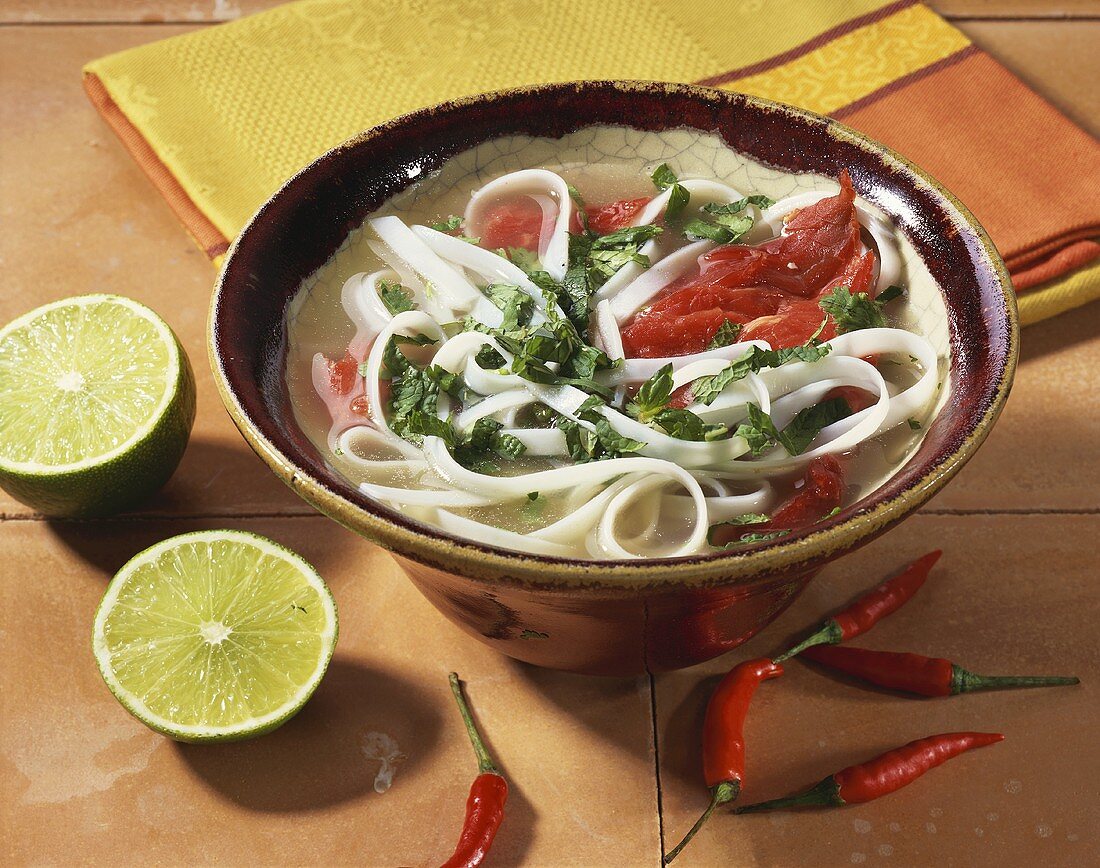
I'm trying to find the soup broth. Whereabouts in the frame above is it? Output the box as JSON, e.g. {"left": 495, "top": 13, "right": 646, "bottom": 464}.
{"left": 285, "top": 126, "right": 949, "bottom": 559}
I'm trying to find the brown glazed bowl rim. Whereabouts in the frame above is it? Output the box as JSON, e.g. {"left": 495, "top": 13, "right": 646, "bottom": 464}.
{"left": 209, "top": 80, "right": 1018, "bottom": 592}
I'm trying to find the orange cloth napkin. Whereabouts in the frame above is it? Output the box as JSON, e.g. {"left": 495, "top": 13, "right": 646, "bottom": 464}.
{"left": 83, "top": 0, "right": 1100, "bottom": 323}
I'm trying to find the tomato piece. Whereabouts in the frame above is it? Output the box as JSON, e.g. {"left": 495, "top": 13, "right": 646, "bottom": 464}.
{"left": 620, "top": 171, "right": 870, "bottom": 359}
{"left": 821, "top": 249, "right": 876, "bottom": 299}
{"left": 825, "top": 385, "right": 877, "bottom": 414}
{"left": 740, "top": 301, "right": 835, "bottom": 349}
{"left": 479, "top": 198, "right": 544, "bottom": 251}
{"left": 323, "top": 352, "right": 358, "bottom": 395}
{"left": 766, "top": 170, "right": 862, "bottom": 297}
{"left": 709, "top": 455, "right": 846, "bottom": 547}
{"left": 621, "top": 308, "right": 727, "bottom": 358}
{"left": 584, "top": 197, "right": 652, "bottom": 234}
{"left": 770, "top": 455, "right": 846, "bottom": 528}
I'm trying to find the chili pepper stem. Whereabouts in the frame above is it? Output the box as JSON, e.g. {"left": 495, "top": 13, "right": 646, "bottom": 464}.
{"left": 950, "top": 665, "right": 1080, "bottom": 695}
{"left": 774, "top": 620, "right": 842, "bottom": 663}
{"left": 663, "top": 781, "right": 739, "bottom": 864}
{"left": 735, "top": 778, "right": 844, "bottom": 814}
{"left": 449, "top": 672, "right": 500, "bottom": 775}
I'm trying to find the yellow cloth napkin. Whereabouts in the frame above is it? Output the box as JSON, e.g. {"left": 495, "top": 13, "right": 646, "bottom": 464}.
{"left": 84, "top": 0, "right": 1100, "bottom": 324}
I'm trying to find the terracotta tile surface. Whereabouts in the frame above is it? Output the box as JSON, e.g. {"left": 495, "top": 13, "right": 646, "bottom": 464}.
{"left": 655, "top": 514, "right": 1097, "bottom": 866}
{"left": 0, "top": 26, "right": 306, "bottom": 518}
{"left": 0, "top": 517, "right": 660, "bottom": 865}
{"left": 2, "top": 9, "right": 1098, "bottom": 868}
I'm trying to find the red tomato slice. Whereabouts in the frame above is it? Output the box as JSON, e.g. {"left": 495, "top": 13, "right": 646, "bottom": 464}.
{"left": 322, "top": 352, "right": 358, "bottom": 395}
{"left": 621, "top": 308, "right": 728, "bottom": 358}
{"left": 825, "top": 385, "right": 877, "bottom": 414}
{"left": 820, "top": 249, "right": 876, "bottom": 299}
{"left": 709, "top": 455, "right": 846, "bottom": 547}
{"left": 479, "top": 198, "right": 544, "bottom": 251}
{"left": 740, "top": 300, "right": 836, "bottom": 348}
{"left": 584, "top": 197, "right": 652, "bottom": 234}
{"left": 619, "top": 171, "right": 870, "bottom": 359}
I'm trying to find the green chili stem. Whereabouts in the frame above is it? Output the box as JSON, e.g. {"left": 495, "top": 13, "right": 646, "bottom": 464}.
{"left": 448, "top": 672, "right": 499, "bottom": 775}
{"left": 663, "top": 781, "right": 739, "bottom": 864}
{"left": 773, "top": 620, "right": 843, "bottom": 663}
{"left": 735, "top": 777, "right": 844, "bottom": 814}
{"left": 951, "top": 666, "right": 1080, "bottom": 695}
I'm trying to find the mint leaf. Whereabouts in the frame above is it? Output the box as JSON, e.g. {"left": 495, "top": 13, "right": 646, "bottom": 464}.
{"left": 651, "top": 164, "right": 678, "bottom": 190}
{"left": 379, "top": 280, "right": 415, "bottom": 315}
{"left": 776, "top": 396, "right": 852, "bottom": 455}
{"left": 483, "top": 283, "right": 535, "bottom": 332}
{"left": 707, "top": 320, "right": 742, "bottom": 349}
{"left": 877, "top": 284, "right": 905, "bottom": 304}
{"left": 665, "top": 183, "right": 690, "bottom": 221}
{"left": 627, "top": 363, "right": 674, "bottom": 422}
{"left": 733, "top": 397, "right": 851, "bottom": 457}
{"left": 908, "top": 418, "right": 922, "bottom": 430}
{"left": 654, "top": 408, "right": 728, "bottom": 441}
{"left": 594, "top": 418, "right": 645, "bottom": 457}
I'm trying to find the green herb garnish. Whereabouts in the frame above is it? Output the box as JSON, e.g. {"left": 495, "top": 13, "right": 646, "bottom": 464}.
{"left": 707, "top": 320, "right": 743, "bottom": 349}
{"left": 379, "top": 280, "right": 415, "bottom": 315}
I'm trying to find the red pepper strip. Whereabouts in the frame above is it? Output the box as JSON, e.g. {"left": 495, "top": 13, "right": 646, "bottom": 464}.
{"left": 736, "top": 732, "right": 1004, "bottom": 813}
{"left": 663, "top": 658, "right": 783, "bottom": 864}
{"left": 441, "top": 673, "right": 508, "bottom": 868}
{"left": 802, "top": 644, "right": 1079, "bottom": 697}
{"left": 774, "top": 550, "right": 942, "bottom": 662}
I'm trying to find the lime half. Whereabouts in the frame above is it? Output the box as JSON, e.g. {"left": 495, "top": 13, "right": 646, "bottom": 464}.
{"left": 0, "top": 294, "right": 195, "bottom": 516}
{"left": 93, "top": 530, "right": 338, "bottom": 742}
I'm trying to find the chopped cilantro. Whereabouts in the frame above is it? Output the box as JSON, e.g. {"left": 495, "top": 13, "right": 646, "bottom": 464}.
{"left": 392, "top": 333, "right": 438, "bottom": 347}
{"left": 483, "top": 283, "right": 535, "bottom": 332}
{"left": 665, "top": 183, "right": 690, "bottom": 220}
{"left": 430, "top": 215, "right": 463, "bottom": 232}
{"left": 689, "top": 341, "right": 832, "bottom": 406}
{"left": 650, "top": 164, "right": 679, "bottom": 189}
{"left": 683, "top": 196, "right": 772, "bottom": 243}
{"left": 819, "top": 285, "right": 887, "bottom": 333}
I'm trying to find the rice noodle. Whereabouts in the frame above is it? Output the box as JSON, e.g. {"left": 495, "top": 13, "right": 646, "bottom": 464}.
{"left": 311, "top": 168, "right": 939, "bottom": 560}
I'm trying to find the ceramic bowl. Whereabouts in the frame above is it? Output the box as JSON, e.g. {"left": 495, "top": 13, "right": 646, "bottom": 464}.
{"left": 209, "top": 81, "right": 1017, "bottom": 676}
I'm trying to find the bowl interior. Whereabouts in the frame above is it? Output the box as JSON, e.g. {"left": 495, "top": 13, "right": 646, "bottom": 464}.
{"left": 211, "top": 81, "right": 1016, "bottom": 585}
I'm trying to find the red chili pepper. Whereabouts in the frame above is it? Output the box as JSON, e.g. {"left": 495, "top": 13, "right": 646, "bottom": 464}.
{"left": 663, "top": 658, "right": 783, "bottom": 864}
{"left": 736, "top": 732, "right": 1004, "bottom": 813}
{"left": 441, "top": 673, "right": 508, "bottom": 868}
{"left": 801, "top": 644, "right": 1079, "bottom": 697}
{"left": 774, "top": 550, "right": 942, "bottom": 662}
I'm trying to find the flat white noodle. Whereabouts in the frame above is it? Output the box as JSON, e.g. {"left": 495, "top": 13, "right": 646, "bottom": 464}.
{"left": 595, "top": 179, "right": 746, "bottom": 300}
{"left": 370, "top": 216, "right": 483, "bottom": 313}
{"left": 607, "top": 240, "right": 714, "bottom": 322}
{"left": 463, "top": 169, "right": 573, "bottom": 281}
{"left": 308, "top": 169, "right": 936, "bottom": 561}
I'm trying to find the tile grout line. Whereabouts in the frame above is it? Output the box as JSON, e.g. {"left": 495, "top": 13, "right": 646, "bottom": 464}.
{"left": 2, "top": 506, "right": 1098, "bottom": 524}
{"left": 648, "top": 671, "right": 666, "bottom": 866}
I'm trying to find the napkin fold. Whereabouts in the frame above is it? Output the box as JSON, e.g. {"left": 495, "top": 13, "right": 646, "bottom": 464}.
{"left": 84, "top": 0, "right": 1100, "bottom": 324}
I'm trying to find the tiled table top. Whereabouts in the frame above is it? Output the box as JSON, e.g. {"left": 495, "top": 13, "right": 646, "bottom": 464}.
{"left": 2, "top": 4, "right": 1097, "bottom": 866}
